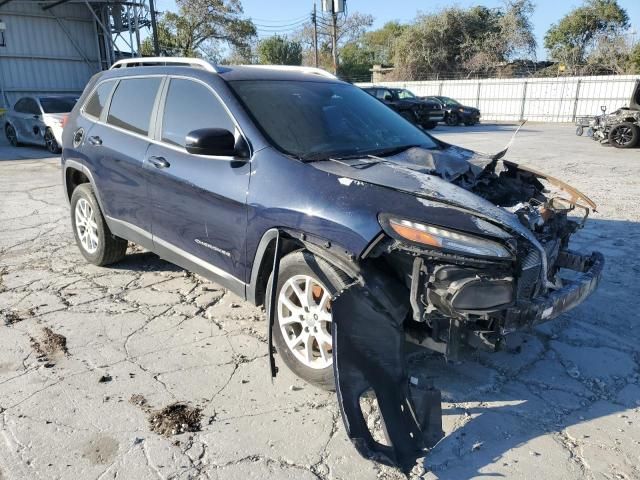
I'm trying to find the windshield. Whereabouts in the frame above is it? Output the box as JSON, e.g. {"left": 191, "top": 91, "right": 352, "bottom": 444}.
{"left": 396, "top": 89, "right": 416, "bottom": 99}
{"left": 39, "top": 97, "right": 77, "bottom": 113}
{"left": 438, "top": 96, "right": 461, "bottom": 107}
{"left": 229, "top": 80, "right": 438, "bottom": 160}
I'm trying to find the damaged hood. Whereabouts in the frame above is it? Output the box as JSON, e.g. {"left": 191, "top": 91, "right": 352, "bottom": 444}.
{"left": 310, "top": 144, "right": 594, "bottom": 287}
{"left": 310, "top": 145, "right": 527, "bottom": 235}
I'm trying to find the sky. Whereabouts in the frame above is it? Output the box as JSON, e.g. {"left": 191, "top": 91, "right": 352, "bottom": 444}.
{"left": 153, "top": 0, "right": 640, "bottom": 60}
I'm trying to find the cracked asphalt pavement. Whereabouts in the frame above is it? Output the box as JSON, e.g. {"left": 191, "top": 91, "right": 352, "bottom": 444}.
{"left": 1, "top": 124, "right": 639, "bottom": 479}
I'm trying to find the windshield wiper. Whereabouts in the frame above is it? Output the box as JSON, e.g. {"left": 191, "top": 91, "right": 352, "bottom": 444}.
{"left": 367, "top": 144, "right": 422, "bottom": 157}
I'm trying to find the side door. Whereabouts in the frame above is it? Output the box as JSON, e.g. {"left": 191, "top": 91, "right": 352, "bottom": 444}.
{"left": 82, "top": 76, "right": 163, "bottom": 237}
{"left": 11, "top": 98, "right": 34, "bottom": 142}
{"left": 145, "top": 77, "right": 250, "bottom": 292}
{"left": 22, "top": 98, "right": 45, "bottom": 145}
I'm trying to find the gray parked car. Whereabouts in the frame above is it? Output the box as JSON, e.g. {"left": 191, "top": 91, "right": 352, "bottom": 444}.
{"left": 4, "top": 95, "right": 77, "bottom": 153}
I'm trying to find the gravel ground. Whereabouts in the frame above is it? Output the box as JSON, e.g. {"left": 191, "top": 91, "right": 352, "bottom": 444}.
{"left": 0, "top": 123, "right": 639, "bottom": 480}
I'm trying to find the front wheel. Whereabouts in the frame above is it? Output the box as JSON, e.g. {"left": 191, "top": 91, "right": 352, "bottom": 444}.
{"left": 268, "top": 250, "right": 350, "bottom": 390}
{"left": 5, "top": 124, "right": 20, "bottom": 147}
{"left": 608, "top": 122, "right": 639, "bottom": 148}
{"left": 44, "top": 128, "right": 61, "bottom": 154}
{"left": 70, "top": 184, "right": 128, "bottom": 266}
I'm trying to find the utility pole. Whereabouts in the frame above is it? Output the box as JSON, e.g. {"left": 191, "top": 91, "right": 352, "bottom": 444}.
{"left": 312, "top": 3, "right": 318, "bottom": 68}
{"left": 330, "top": 6, "right": 338, "bottom": 74}
{"left": 148, "top": 0, "right": 159, "bottom": 56}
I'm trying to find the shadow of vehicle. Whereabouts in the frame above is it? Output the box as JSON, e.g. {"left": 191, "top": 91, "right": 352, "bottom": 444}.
{"left": 0, "top": 131, "right": 58, "bottom": 161}
{"left": 109, "top": 250, "right": 184, "bottom": 274}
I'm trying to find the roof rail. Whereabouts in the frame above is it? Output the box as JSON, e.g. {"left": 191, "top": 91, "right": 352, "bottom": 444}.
{"left": 239, "top": 65, "right": 337, "bottom": 79}
{"left": 110, "top": 57, "right": 217, "bottom": 73}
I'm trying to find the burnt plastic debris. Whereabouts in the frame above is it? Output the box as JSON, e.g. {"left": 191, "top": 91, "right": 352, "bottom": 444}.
{"left": 332, "top": 284, "right": 444, "bottom": 473}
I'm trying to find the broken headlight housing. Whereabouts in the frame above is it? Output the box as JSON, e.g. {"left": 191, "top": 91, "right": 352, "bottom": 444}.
{"left": 381, "top": 216, "right": 512, "bottom": 259}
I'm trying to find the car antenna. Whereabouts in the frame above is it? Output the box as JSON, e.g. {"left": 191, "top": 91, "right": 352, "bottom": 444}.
{"left": 491, "top": 120, "right": 527, "bottom": 160}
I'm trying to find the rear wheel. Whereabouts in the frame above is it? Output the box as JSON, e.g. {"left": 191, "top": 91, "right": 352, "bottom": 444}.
{"left": 44, "top": 128, "right": 61, "bottom": 154}
{"left": 70, "top": 184, "right": 127, "bottom": 266}
{"left": 5, "top": 124, "right": 20, "bottom": 147}
{"left": 446, "top": 112, "right": 460, "bottom": 126}
{"left": 268, "top": 250, "right": 350, "bottom": 390}
{"left": 608, "top": 122, "right": 639, "bottom": 148}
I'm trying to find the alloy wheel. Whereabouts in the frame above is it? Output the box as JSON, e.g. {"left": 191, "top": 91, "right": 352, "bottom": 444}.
{"left": 611, "top": 126, "right": 633, "bottom": 146}
{"left": 277, "top": 274, "right": 333, "bottom": 369}
{"left": 6, "top": 125, "right": 18, "bottom": 146}
{"left": 45, "top": 130, "right": 59, "bottom": 153}
{"left": 75, "top": 198, "right": 99, "bottom": 254}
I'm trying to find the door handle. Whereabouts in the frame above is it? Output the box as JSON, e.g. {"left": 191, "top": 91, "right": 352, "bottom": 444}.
{"left": 148, "top": 155, "right": 170, "bottom": 169}
{"left": 88, "top": 135, "right": 102, "bottom": 146}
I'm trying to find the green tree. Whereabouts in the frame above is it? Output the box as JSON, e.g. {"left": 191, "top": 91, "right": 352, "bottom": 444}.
{"left": 141, "top": 0, "right": 255, "bottom": 60}
{"left": 257, "top": 35, "right": 303, "bottom": 65}
{"left": 544, "top": 0, "right": 629, "bottom": 72}
{"left": 361, "top": 21, "right": 407, "bottom": 66}
{"left": 392, "top": 1, "right": 536, "bottom": 80}
{"left": 627, "top": 43, "right": 640, "bottom": 74}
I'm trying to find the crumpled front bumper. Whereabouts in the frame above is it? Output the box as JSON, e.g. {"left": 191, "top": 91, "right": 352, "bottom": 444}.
{"left": 505, "top": 250, "right": 604, "bottom": 330}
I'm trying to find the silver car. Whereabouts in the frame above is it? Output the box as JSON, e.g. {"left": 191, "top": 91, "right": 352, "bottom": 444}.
{"left": 4, "top": 95, "right": 77, "bottom": 153}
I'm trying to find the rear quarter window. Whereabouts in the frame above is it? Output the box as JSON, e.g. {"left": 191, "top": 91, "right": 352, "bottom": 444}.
{"left": 107, "top": 77, "right": 162, "bottom": 136}
{"left": 84, "top": 81, "right": 115, "bottom": 119}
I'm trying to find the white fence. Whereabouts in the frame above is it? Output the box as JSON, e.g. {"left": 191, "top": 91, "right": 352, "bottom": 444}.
{"left": 357, "top": 75, "right": 640, "bottom": 122}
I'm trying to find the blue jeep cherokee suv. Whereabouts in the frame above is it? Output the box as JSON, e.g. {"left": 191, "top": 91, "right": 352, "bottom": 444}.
{"left": 62, "top": 58, "right": 603, "bottom": 469}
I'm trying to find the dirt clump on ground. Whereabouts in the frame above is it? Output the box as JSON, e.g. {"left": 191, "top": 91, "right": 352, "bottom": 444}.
{"left": 148, "top": 403, "right": 202, "bottom": 436}
{"left": 2, "top": 308, "right": 33, "bottom": 326}
{"left": 30, "top": 327, "right": 68, "bottom": 358}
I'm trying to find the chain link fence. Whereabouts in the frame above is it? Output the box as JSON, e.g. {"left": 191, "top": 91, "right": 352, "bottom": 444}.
{"left": 356, "top": 75, "right": 640, "bottom": 122}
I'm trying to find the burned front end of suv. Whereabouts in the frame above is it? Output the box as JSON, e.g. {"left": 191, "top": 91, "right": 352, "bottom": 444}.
{"left": 321, "top": 146, "right": 603, "bottom": 472}
{"left": 370, "top": 161, "right": 603, "bottom": 358}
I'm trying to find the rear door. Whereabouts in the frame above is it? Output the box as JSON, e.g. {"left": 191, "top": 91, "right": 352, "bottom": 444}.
{"left": 83, "top": 76, "right": 163, "bottom": 235}
{"left": 145, "top": 77, "right": 250, "bottom": 291}
{"left": 12, "top": 98, "right": 42, "bottom": 144}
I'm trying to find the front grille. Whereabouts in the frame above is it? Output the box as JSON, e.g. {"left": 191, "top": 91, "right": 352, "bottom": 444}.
{"left": 517, "top": 249, "right": 541, "bottom": 299}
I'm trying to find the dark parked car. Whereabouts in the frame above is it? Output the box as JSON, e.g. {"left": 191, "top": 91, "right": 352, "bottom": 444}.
{"left": 62, "top": 58, "right": 603, "bottom": 471}
{"left": 362, "top": 86, "right": 444, "bottom": 129}
{"left": 427, "top": 95, "right": 480, "bottom": 126}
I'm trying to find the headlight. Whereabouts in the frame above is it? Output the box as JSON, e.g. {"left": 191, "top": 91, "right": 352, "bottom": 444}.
{"left": 381, "top": 217, "right": 512, "bottom": 258}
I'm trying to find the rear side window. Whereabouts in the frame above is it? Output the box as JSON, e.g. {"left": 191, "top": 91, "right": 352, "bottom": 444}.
{"left": 161, "top": 78, "right": 234, "bottom": 147}
{"left": 107, "top": 78, "right": 161, "bottom": 136}
{"left": 15, "top": 98, "right": 39, "bottom": 115}
{"left": 84, "top": 81, "right": 114, "bottom": 118}
{"left": 14, "top": 99, "right": 28, "bottom": 113}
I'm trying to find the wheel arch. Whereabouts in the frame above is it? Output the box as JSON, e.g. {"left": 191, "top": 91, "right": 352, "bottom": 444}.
{"left": 247, "top": 228, "right": 362, "bottom": 307}
{"left": 63, "top": 160, "right": 106, "bottom": 213}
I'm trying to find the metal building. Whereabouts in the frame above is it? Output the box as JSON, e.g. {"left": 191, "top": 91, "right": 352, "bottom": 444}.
{"left": 0, "top": 0, "right": 150, "bottom": 109}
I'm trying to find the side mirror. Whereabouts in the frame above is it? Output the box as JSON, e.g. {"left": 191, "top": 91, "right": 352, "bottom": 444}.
{"left": 185, "top": 128, "right": 248, "bottom": 158}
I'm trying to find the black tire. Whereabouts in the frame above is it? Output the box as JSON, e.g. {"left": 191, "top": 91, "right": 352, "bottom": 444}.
{"left": 70, "top": 184, "right": 127, "bottom": 266}
{"left": 267, "top": 250, "right": 351, "bottom": 390}
{"left": 422, "top": 121, "right": 437, "bottom": 130}
{"left": 446, "top": 112, "right": 460, "bottom": 126}
{"left": 44, "top": 128, "right": 61, "bottom": 154}
{"left": 5, "top": 124, "right": 20, "bottom": 147}
{"left": 400, "top": 110, "right": 416, "bottom": 124}
{"left": 608, "top": 122, "right": 639, "bottom": 148}
{"left": 576, "top": 126, "right": 584, "bottom": 136}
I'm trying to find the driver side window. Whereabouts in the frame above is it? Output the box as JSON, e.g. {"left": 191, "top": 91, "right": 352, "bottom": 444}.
{"left": 161, "top": 78, "right": 235, "bottom": 148}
